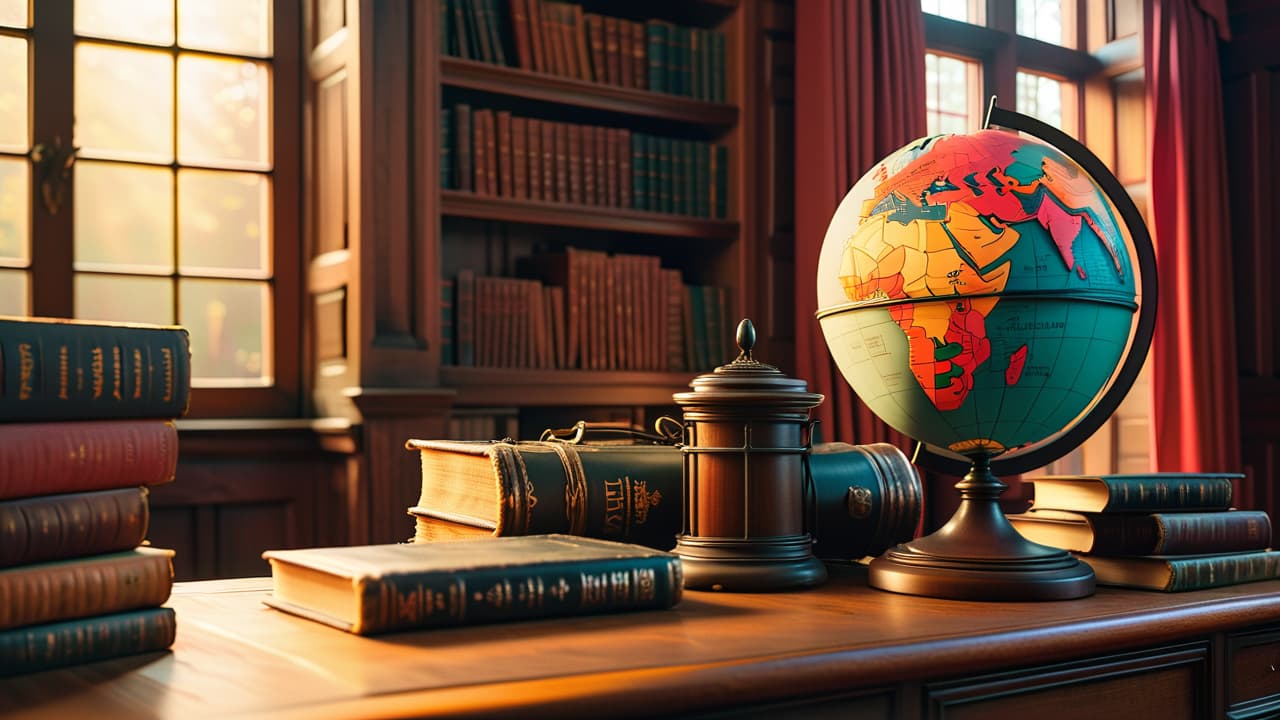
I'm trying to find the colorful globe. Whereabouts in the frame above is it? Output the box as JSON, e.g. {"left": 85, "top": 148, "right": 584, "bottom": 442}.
{"left": 816, "top": 126, "right": 1152, "bottom": 474}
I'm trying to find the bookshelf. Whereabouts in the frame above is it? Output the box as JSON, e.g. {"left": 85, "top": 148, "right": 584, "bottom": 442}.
{"left": 302, "top": 0, "right": 792, "bottom": 542}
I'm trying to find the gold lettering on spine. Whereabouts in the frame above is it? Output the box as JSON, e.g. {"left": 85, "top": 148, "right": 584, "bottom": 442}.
{"left": 580, "top": 571, "right": 608, "bottom": 608}
{"left": 603, "top": 478, "right": 626, "bottom": 536}
{"left": 132, "top": 349, "right": 143, "bottom": 399}
{"left": 631, "top": 480, "right": 661, "bottom": 525}
{"left": 608, "top": 570, "right": 631, "bottom": 602}
{"left": 57, "top": 345, "right": 69, "bottom": 400}
{"left": 17, "top": 342, "right": 33, "bottom": 400}
{"left": 90, "top": 347, "right": 105, "bottom": 399}
{"left": 475, "top": 580, "right": 512, "bottom": 609}
{"left": 633, "top": 567, "right": 657, "bottom": 603}
{"left": 160, "top": 347, "right": 174, "bottom": 403}
{"left": 111, "top": 346, "right": 123, "bottom": 400}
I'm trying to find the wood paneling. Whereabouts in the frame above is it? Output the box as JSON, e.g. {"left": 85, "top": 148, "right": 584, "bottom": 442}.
{"left": 314, "top": 71, "right": 349, "bottom": 257}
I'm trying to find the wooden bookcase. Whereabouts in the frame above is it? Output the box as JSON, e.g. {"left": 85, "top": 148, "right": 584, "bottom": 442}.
{"left": 301, "top": 0, "right": 795, "bottom": 542}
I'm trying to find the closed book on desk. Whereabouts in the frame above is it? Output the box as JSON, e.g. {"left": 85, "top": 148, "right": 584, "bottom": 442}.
{"left": 262, "top": 535, "right": 682, "bottom": 635}
{"left": 404, "top": 439, "right": 921, "bottom": 561}
{"left": 1077, "top": 550, "right": 1280, "bottom": 592}
{"left": 0, "top": 606, "right": 176, "bottom": 677}
{"left": 1007, "top": 508, "right": 1272, "bottom": 556}
{"left": 0, "top": 316, "right": 190, "bottom": 421}
{"left": 0, "top": 488, "right": 151, "bottom": 567}
{"left": 0, "top": 420, "right": 177, "bottom": 501}
{"left": 1029, "top": 472, "right": 1240, "bottom": 513}
{"left": 0, "top": 548, "right": 174, "bottom": 630}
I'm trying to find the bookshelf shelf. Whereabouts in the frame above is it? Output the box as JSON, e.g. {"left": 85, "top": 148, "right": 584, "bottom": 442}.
{"left": 441, "top": 57, "right": 739, "bottom": 127}
{"left": 442, "top": 366, "right": 696, "bottom": 407}
{"left": 441, "top": 190, "right": 739, "bottom": 239}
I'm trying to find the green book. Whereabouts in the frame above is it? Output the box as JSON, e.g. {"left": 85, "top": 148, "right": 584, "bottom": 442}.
{"left": 710, "top": 30, "right": 725, "bottom": 102}
{"left": 693, "top": 141, "right": 709, "bottom": 217}
{"left": 262, "top": 535, "right": 683, "bottom": 635}
{"left": 1029, "top": 473, "right": 1241, "bottom": 513}
{"left": 645, "top": 134, "right": 660, "bottom": 211}
{"left": 440, "top": 108, "right": 453, "bottom": 190}
{"left": 0, "top": 607, "right": 176, "bottom": 677}
{"left": 1078, "top": 550, "right": 1280, "bottom": 592}
{"left": 645, "top": 20, "right": 666, "bottom": 93}
{"left": 713, "top": 144, "right": 728, "bottom": 219}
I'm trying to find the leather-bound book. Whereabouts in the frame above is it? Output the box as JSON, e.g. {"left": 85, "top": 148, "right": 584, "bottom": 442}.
{"left": 453, "top": 103, "right": 473, "bottom": 191}
{"left": 566, "top": 122, "right": 584, "bottom": 204}
{"left": 0, "top": 487, "right": 150, "bottom": 567}
{"left": 0, "top": 420, "right": 176, "bottom": 501}
{"left": 526, "top": 117, "right": 543, "bottom": 200}
{"left": 603, "top": 15, "right": 620, "bottom": 85}
{"left": 507, "top": 0, "right": 532, "bottom": 69}
{"left": 496, "top": 110, "right": 513, "bottom": 197}
{"left": 630, "top": 20, "right": 646, "bottom": 89}
{"left": 0, "top": 607, "right": 175, "bottom": 677}
{"left": 585, "top": 13, "right": 606, "bottom": 85}
{"left": 1008, "top": 508, "right": 1272, "bottom": 556}
{"left": 1028, "top": 473, "right": 1239, "bottom": 513}
{"left": 0, "top": 548, "right": 174, "bottom": 630}
{"left": 618, "top": 18, "right": 634, "bottom": 88}
{"left": 262, "top": 535, "right": 682, "bottom": 635}
{"left": 511, "top": 116, "right": 528, "bottom": 199}
{"left": 1077, "top": 550, "right": 1280, "bottom": 592}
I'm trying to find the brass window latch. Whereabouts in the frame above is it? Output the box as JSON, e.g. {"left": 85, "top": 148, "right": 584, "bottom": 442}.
{"left": 30, "top": 136, "right": 79, "bottom": 215}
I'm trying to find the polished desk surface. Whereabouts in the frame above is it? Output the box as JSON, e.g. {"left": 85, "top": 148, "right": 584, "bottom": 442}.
{"left": 4, "top": 565, "right": 1280, "bottom": 719}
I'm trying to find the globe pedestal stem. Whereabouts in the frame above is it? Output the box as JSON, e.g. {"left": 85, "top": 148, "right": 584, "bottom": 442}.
{"left": 867, "top": 453, "right": 1095, "bottom": 601}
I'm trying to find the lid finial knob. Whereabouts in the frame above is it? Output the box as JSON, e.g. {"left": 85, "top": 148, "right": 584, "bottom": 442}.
{"left": 736, "top": 318, "right": 756, "bottom": 362}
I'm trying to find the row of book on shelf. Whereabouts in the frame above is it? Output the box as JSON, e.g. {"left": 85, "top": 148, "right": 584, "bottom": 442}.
{"left": 441, "top": 104, "right": 730, "bottom": 219}
{"left": 442, "top": 0, "right": 726, "bottom": 101}
{"left": 0, "top": 317, "right": 192, "bottom": 677}
{"left": 1010, "top": 472, "right": 1279, "bottom": 592}
{"left": 441, "top": 248, "right": 730, "bottom": 372}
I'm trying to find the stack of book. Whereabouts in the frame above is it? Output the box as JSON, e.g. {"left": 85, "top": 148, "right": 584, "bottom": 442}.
{"left": 1008, "top": 472, "right": 1280, "bottom": 592}
{"left": 0, "top": 316, "right": 191, "bottom": 676}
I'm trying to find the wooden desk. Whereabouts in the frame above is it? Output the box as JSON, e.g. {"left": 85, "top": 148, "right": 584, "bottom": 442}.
{"left": 4, "top": 565, "right": 1280, "bottom": 719}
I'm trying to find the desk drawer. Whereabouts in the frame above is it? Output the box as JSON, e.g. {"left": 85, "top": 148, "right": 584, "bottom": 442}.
{"left": 1229, "top": 628, "right": 1280, "bottom": 707}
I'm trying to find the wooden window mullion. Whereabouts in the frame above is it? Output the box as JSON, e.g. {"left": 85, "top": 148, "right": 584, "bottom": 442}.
{"left": 29, "top": 0, "right": 74, "bottom": 318}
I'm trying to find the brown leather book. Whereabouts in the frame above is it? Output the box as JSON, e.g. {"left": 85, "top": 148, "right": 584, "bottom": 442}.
{"left": 482, "top": 110, "right": 498, "bottom": 196}
{"left": 557, "top": 3, "right": 580, "bottom": 79}
{"left": 539, "top": 119, "right": 555, "bottom": 201}
{"left": 540, "top": 1, "right": 565, "bottom": 76}
{"left": 524, "top": 0, "right": 546, "bottom": 72}
{"left": 566, "top": 123, "right": 583, "bottom": 204}
{"left": 580, "top": 124, "right": 596, "bottom": 205}
{"left": 511, "top": 115, "right": 528, "bottom": 199}
{"left": 571, "top": 4, "right": 592, "bottom": 82}
{"left": 526, "top": 117, "right": 543, "bottom": 200}
{"left": 0, "top": 606, "right": 175, "bottom": 677}
{"left": 472, "top": 108, "right": 491, "bottom": 195}
{"left": 496, "top": 110, "right": 513, "bottom": 197}
{"left": 604, "top": 128, "right": 619, "bottom": 207}
{"left": 553, "top": 121, "right": 569, "bottom": 203}
{"left": 507, "top": 0, "right": 533, "bottom": 69}
{"left": 453, "top": 103, "right": 473, "bottom": 191}
{"left": 592, "top": 125, "right": 608, "bottom": 205}
{"left": 0, "top": 548, "right": 174, "bottom": 630}
{"left": 0, "top": 487, "right": 149, "bottom": 568}
{"left": 1008, "top": 509, "right": 1273, "bottom": 556}
{"left": 603, "top": 15, "right": 621, "bottom": 85}
{"left": 404, "top": 439, "right": 923, "bottom": 562}
{"left": 617, "top": 127, "right": 632, "bottom": 209}
{"left": 0, "top": 420, "right": 177, "bottom": 501}
{"left": 662, "top": 268, "right": 685, "bottom": 371}
{"left": 618, "top": 18, "right": 634, "bottom": 88}
{"left": 585, "top": 13, "right": 606, "bottom": 85}
{"left": 630, "top": 20, "right": 646, "bottom": 89}
{"left": 263, "top": 535, "right": 682, "bottom": 635}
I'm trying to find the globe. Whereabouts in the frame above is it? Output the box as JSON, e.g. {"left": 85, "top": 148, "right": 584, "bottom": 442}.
{"left": 814, "top": 105, "right": 1156, "bottom": 600}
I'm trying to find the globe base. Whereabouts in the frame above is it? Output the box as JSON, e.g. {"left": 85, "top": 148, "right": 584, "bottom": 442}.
{"left": 675, "top": 535, "right": 828, "bottom": 592}
{"left": 866, "top": 452, "right": 1095, "bottom": 601}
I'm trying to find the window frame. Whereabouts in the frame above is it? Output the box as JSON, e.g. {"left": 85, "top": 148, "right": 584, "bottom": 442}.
{"left": 20, "top": 0, "right": 302, "bottom": 418}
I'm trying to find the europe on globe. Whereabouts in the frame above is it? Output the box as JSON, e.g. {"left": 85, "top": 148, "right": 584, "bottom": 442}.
{"left": 816, "top": 124, "right": 1144, "bottom": 471}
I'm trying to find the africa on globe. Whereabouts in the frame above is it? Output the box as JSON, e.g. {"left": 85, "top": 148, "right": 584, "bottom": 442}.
{"left": 815, "top": 126, "right": 1144, "bottom": 470}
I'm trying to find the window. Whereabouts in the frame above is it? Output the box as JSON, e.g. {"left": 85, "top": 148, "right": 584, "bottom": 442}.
{"left": 922, "top": 0, "right": 983, "bottom": 24}
{"left": 1015, "top": 70, "right": 1078, "bottom": 134}
{"left": 926, "top": 52, "right": 983, "bottom": 135}
{"left": 1016, "top": 0, "right": 1076, "bottom": 48}
{"left": 0, "top": 1, "right": 300, "bottom": 416}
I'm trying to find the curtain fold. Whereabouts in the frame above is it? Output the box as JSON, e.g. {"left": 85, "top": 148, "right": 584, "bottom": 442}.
{"left": 794, "top": 0, "right": 925, "bottom": 451}
{"left": 1144, "top": 0, "right": 1241, "bottom": 473}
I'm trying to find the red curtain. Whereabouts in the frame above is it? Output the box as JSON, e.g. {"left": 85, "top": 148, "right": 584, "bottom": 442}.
{"left": 794, "top": 0, "right": 925, "bottom": 450}
{"left": 1144, "top": 0, "right": 1241, "bottom": 473}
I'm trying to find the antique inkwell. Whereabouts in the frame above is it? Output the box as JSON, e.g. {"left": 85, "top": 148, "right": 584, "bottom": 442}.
{"left": 672, "top": 318, "right": 827, "bottom": 591}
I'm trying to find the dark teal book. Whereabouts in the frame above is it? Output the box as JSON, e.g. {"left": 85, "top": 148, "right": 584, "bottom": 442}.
{"left": 0, "top": 316, "right": 191, "bottom": 421}
{"left": 263, "top": 535, "right": 682, "bottom": 635}
{"left": 672, "top": 139, "right": 687, "bottom": 216}
{"left": 440, "top": 108, "right": 453, "bottom": 189}
{"left": 710, "top": 30, "right": 725, "bottom": 102}
{"left": 1029, "top": 473, "right": 1241, "bottom": 513}
{"left": 1078, "top": 550, "right": 1280, "bottom": 592}
{"left": 657, "top": 136, "right": 673, "bottom": 214}
{"left": 645, "top": 19, "right": 666, "bottom": 93}
{"left": 0, "top": 607, "right": 176, "bottom": 677}
{"left": 693, "top": 141, "right": 709, "bottom": 217}
{"left": 713, "top": 144, "right": 728, "bottom": 219}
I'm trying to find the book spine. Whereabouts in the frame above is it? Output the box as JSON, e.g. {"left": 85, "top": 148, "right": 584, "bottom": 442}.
{"left": 526, "top": 118, "right": 543, "bottom": 201}
{"left": 440, "top": 278, "right": 455, "bottom": 365}
{"left": 0, "top": 487, "right": 149, "bottom": 568}
{"left": 630, "top": 20, "right": 646, "bottom": 89}
{"left": 1104, "top": 477, "right": 1235, "bottom": 511}
{"left": 645, "top": 20, "right": 666, "bottom": 93}
{"left": 539, "top": 119, "right": 555, "bottom": 202}
{"left": 617, "top": 128, "right": 632, "bottom": 210}
{"left": 1095, "top": 511, "right": 1274, "bottom": 556}
{"left": 0, "top": 607, "right": 176, "bottom": 677}
{"left": 0, "top": 550, "right": 174, "bottom": 630}
{"left": 631, "top": 132, "right": 647, "bottom": 211}
{"left": 511, "top": 116, "right": 528, "bottom": 200}
{"left": 585, "top": 14, "right": 606, "bottom": 84}
{"left": 0, "top": 320, "right": 191, "bottom": 421}
{"left": 567, "top": 123, "right": 583, "bottom": 204}
{"left": 507, "top": 0, "right": 532, "bottom": 69}
{"left": 618, "top": 18, "right": 634, "bottom": 88}
{"left": 454, "top": 104, "right": 473, "bottom": 191}
{"left": 359, "top": 553, "right": 681, "bottom": 634}
{"left": 455, "top": 270, "right": 476, "bottom": 367}
{"left": 525, "top": 0, "right": 546, "bottom": 72}
{"left": 496, "top": 110, "right": 514, "bottom": 197}
{"left": 0, "top": 420, "right": 177, "bottom": 501}
{"left": 450, "top": 0, "right": 471, "bottom": 59}
{"left": 440, "top": 108, "right": 452, "bottom": 189}
{"left": 1167, "top": 552, "right": 1280, "bottom": 592}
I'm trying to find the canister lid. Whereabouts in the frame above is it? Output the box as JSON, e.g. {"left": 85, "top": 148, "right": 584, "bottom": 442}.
{"left": 673, "top": 318, "right": 824, "bottom": 410}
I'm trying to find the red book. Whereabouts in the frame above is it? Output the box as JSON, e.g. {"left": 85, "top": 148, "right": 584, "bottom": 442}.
{"left": 527, "top": 118, "right": 543, "bottom": 200}
{"left": 593, "top": 126, "right": 608, "bottom": 205}
{"left": 472, "top": 109, "right": 492, "bottom": 196}
{"left": 540, "top": 119, "right": 556, "bottom": 202}
{"left": 483, "top": 110, "right": 499, "bottom": 196}
{"left": 511, "top": 116, "right": 529, "bottom": 199}
{"left": 567, "top": 123, "right": 584, "bottom": 204}
{"left": 603, "top": 15, "right": 621, "bottom": 85}
{"left": 617, "top": 128, "right": 632, "bottom": 209}
{"left": 0, "top": 419, "right": 177, "bottom": 501}
{"left": 496, "top": 110, "right": 514, "bottom": 197}
{"left": 630, "top": 21, "right": 646, "bottom": 89}
{"left": 581, "top": 124, "right": 597, "bottom": 206}
{"left": 525, "top": 0, "right": 546, "bottom": 72}
{"left": 557, "top": 3, "right": 580, "bottom": 79}
{"left": 619, "top": 19, "right": 634, "bottom": 88}
{"left": 507, "top": 0, "right": 533, "bottom": 69}
{"left": 571, "top": 4, "right": 592, "bottom": 82}
{"left": 585, "top": 14, "right": 606, "bottom": 85}
{"left": 553, "top": 121, "right": 569, "bottom": 203}
{"left": 541, "top": 1, "right": 566, "bottom": 76}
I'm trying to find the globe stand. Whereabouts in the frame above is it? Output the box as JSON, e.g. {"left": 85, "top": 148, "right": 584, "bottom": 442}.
{"left": 868, "top": 453, "right": 1094, "bottom": 601}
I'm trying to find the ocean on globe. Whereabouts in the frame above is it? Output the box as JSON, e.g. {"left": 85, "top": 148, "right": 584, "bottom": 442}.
{"left": 815, "top": 128, "right": 1143, "bottom": 467}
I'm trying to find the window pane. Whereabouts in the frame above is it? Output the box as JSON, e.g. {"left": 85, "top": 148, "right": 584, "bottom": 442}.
{"left": 178, "top": 55, "right": 270, "bottom": 170}
{"left": 0, "top": 269, "right": 26, "bottom": 314}
{"left": 0, "top": 35, "right": 27, "bottom": 153}
{"left": 180, "top": 278, "right": 270, "bottom": 384}
{"left": 75, "top": 274, "right": 174, "bottom": 325}
{"left": 1016, "top": 0, "right": 1074, "bottom": 47}
{"left": 75, "top": 43, "right": 174, "bottom": 163}
{"left": 0, "top": 157, "right": 27, "bottom": 263}
{"left": 179, "top": 169, "right": 270, "bottom": 276}
{"left": 922, "top": 0, "right": 980, "bottom": 23}
{"left": 178, "top": 0, "right": 271, "bottom": 57}
{"left": 0, "top": 0, "right": 26, "bottom": 29}
{"left": 75, "top": 161, "right": 174, "bottom": 273}
{"left": 1016, "top": 70, "right": 1077, "bottom": 134}
{"left": 926, "top": 52, "right": 980, "bottom": 136}
{"left": 75, "top": 0, "right": 174, "bottom": 46}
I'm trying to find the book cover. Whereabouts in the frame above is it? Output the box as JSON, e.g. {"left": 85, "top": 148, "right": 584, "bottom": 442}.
{"left": 0, "top": 487, "right": 150, "bottom": 568}
{"left": 630, "top": 20, "right": 646, "bottom": 90}
{"left": 453, "top": 103, "right": 473, "bottom": 191}
{"left": 524, "top": 0, "right": 546, "bottom": 72}
{"left": 0, "top": 316, "right": 191, "bottom": 421}
{"left": 0, "top": 419, "right": 177, "bottom": 501}
{"left": 1077, "top": 550, "right": 1280, "bottom": 592}
{"left": 1008, "top": 508, "right": 1272, "bottom": 556}
{"left": 645, "top": 20, "right": 667, "bottom": 93}
{"left": 526, "top": 117, "right": 543, "bottom": 200}
{"left": 262, "top": 535, "right": 682, "bottom": 635}
{"left": 0, "top": 607, "right": 176, "bottom": 677}
{"left": 1029, "top": 473, "right": 1240, "bottom": 513}
{"left": 404, "top": 439, "right": 922, "bottom": 561}
{"left": 496, "top": 110, "right": 514, "bottom": 197}
{"left": 0, "top": 548, "right": 174, "bottom": 630}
